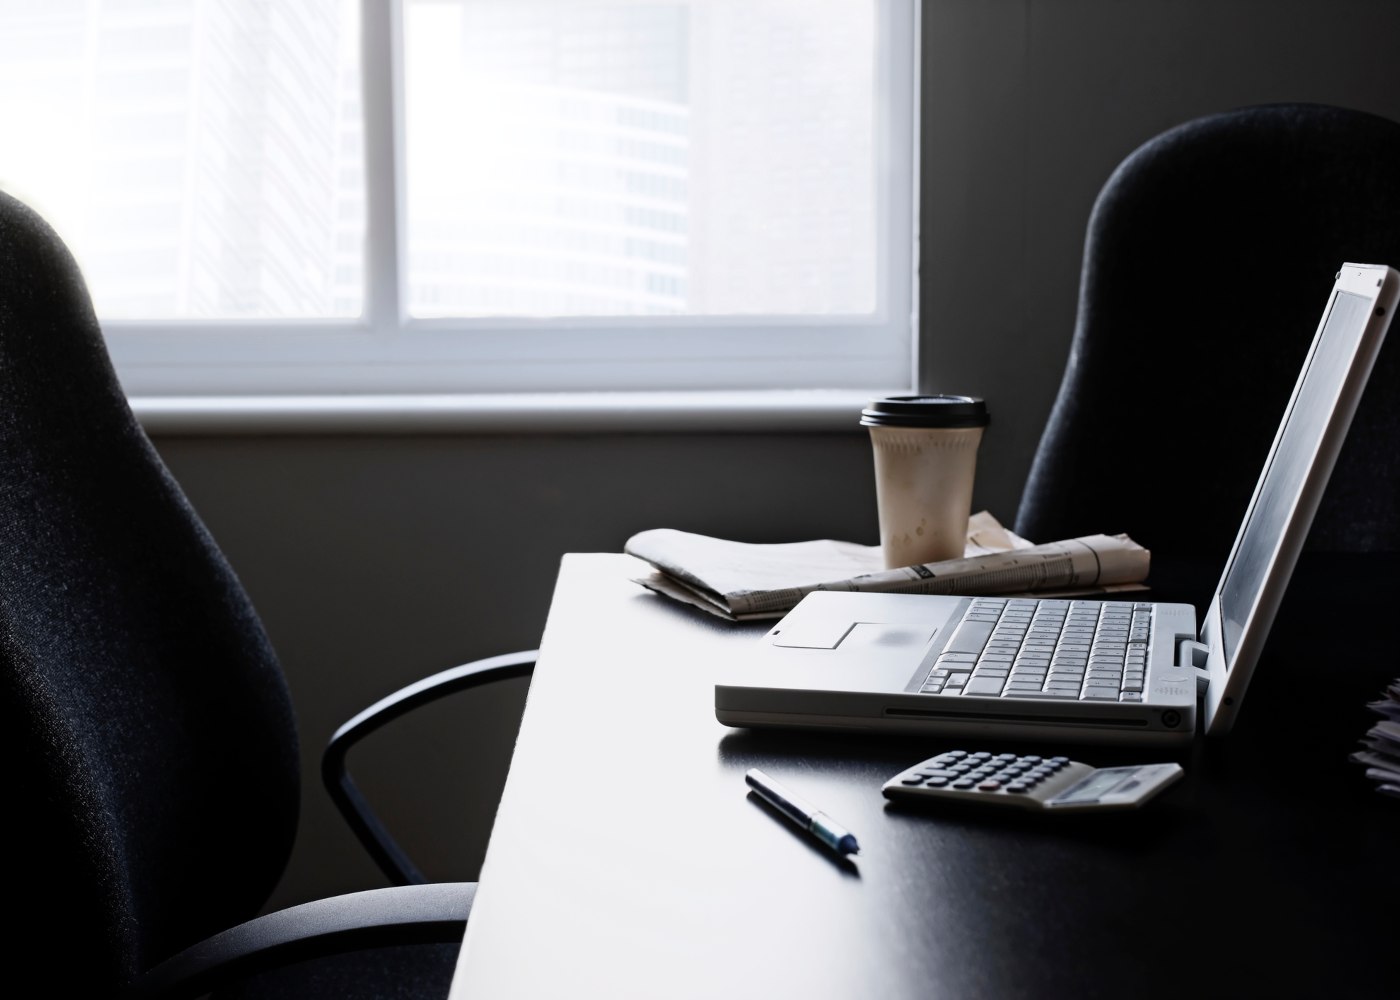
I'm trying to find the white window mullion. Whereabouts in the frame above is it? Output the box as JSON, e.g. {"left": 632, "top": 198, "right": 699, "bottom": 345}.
{"left": 361, "top": 0, "right": 405, "bottom": 336}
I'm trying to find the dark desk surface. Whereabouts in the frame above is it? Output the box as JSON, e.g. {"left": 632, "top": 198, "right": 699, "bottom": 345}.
{"left": 450, "top": 553, "right": 1397, "bottom": 1000}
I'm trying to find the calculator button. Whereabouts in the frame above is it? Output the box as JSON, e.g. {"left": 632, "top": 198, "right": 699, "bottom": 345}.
{"left": 977, "top": 781, "right": 1002, "bottom": 791}
{"left": 900, "top": 777, "right": 925, "bottom": 785}
{"left": 952, "top": 779, "right": 976, "bottom": 789}
{"left": 924, "top": 776, "right": 951, "bottom": 787}
{"left": 1006, "top": 781, "right": 1032, "bottom": 793}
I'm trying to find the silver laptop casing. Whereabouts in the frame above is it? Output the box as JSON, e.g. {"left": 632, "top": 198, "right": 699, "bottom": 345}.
{"left": 716, "top": 263, "right": 1400, "bottom": 748}
{"left": 715, "top": 591, "right": 1200, "bottom": 746}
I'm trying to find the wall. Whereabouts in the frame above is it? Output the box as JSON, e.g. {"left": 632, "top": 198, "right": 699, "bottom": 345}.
{"left": 153, "top": 431, "right": 879, "bottom": 909}
{"left": 921, "top": 0, "right": 1400, "bottom": 512}
{"left": 147, "top": 0, "right": 1400, "bottom": 911}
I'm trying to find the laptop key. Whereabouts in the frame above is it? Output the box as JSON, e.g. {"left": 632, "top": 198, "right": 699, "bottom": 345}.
{"left": 961, "top": 676, "right": 1006, "bottom": 697}
{"left": 942, "top": 618, "right": 995, "bottom": 655}
{"left": 935, "top": 652, "right": 978, "bottom": 667}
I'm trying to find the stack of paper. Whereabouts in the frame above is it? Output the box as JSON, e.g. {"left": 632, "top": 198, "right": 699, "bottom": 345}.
{"left": 624, "top": 511, "right": 1151, "bottom": 621}
{"left": 1351, "top": 680, "right": 1400, "bottom": 800}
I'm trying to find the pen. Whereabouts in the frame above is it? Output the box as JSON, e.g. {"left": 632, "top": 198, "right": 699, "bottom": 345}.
{"left": 745, "top": 768, "right": 860, "bottom": 856}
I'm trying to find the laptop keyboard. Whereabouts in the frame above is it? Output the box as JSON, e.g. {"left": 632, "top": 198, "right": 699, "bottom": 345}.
{"left": 919, "top": 598, "right": 1153, "bottom": 702}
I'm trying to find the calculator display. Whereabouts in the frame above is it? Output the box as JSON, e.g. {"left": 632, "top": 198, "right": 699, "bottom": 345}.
{"left": 1049, "top": 767, "right": 1140, "bottom": 804}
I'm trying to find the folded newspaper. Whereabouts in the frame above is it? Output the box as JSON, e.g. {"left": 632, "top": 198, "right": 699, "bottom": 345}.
{"left": 624, "top": 511, "right": 1151, "bottom": 621}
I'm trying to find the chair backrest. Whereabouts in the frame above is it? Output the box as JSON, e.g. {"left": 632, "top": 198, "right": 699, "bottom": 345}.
{"left": 1015, "top": 102, "right": 1400, "bottom": 607}
{"left": 0, "top": 191, "right": 301, "bottom": 992}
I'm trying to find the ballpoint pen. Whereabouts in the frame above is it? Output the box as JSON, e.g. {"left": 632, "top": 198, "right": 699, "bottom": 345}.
{"left": 745, "top": 768, "right": 861, "bottom": 856}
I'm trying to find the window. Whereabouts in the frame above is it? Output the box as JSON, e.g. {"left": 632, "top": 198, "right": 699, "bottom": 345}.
{"left": 0, "top": 0, "right": 917, "bottom": 398}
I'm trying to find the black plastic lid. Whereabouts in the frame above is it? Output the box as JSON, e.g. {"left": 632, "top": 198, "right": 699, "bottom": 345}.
{"left": 859, "top": 394, "right": 990, "bottom": 429}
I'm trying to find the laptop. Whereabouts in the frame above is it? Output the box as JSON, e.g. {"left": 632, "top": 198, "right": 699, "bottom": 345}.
{"left": 715, "top": 262, "right": 1399, "bottom": 747}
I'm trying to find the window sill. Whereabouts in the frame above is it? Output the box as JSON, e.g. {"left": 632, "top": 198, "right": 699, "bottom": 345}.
{"left": 130, "top": 389, "right": 903, "bottom": 436}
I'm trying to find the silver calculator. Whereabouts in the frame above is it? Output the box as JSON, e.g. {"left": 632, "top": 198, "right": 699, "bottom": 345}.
{"left": 882, "top": 749, "right": 1183, "bottom": 812}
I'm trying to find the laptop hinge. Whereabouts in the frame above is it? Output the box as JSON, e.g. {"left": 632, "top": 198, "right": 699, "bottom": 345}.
{"left": 1177, "top": 639, "right": 1212, "bottom": 695}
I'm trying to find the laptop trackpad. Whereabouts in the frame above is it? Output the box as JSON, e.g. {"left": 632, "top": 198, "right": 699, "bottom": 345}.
{"left": 842, "top": 622, "right": 935, "bottom": 650}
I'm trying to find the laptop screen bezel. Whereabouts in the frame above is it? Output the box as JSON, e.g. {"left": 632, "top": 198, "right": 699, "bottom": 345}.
{"left": 1199, "top": 263, "right": 1398, "bottom": 735}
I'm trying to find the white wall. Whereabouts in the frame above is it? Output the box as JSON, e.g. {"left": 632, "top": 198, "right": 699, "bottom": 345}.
{"left": 148, "top": 0, "right": 1400, "bottom": 911}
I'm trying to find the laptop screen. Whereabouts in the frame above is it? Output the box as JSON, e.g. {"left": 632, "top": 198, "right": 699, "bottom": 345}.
{"left": 1217, "top": 289, "right": 1372, "bottom": 664}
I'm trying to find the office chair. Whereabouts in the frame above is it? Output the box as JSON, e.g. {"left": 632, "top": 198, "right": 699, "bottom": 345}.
{"left": 1015, "top": 102, "right": 1400, "bottom": 609}
{"left": 0, "top": 189, "right": 535, "bottom": 999}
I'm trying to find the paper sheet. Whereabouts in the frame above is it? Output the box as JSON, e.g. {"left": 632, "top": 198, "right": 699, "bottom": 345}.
{"left": 624, "top": 511, "right": 1150, "bottom": 621}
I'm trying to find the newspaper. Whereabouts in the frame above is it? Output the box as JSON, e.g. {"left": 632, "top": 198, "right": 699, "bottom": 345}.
{"left": 1350, "top": 679, "right": 1400, "bottom": 801}
{"left": 625, "top": 511, "right": 1151, "bottom": 621}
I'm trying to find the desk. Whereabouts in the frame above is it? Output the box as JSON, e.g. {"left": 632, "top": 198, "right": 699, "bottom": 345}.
{"left": 450, "top": 553, "right": 1397, "bottom": 999}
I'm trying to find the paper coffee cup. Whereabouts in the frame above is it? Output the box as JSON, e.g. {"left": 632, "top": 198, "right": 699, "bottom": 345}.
{"left": 860, "top": 395, "right": 990, "bottom": 569}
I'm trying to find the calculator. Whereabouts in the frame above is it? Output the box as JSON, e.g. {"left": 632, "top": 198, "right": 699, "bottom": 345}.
{"left": 881, "top": 749, "right": 1183, "bottom": 812}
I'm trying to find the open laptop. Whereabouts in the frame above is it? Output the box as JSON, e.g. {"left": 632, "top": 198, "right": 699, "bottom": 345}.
{"left": 715, "top": 263, "right": 1399, "bottom": 747}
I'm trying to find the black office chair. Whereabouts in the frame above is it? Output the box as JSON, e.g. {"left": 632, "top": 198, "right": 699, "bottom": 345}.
{"left": 1015, "top": 102, "right": 1400, "bottom": 609}
{"left": 0, "top": 189, "right": 535, "bottom": 999}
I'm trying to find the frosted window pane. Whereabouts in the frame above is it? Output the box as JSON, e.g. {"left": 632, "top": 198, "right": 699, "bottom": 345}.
{"left": 403, "top": 0, "right": 878, "bottom": 318}
{"left": 0, "top": 0, "right": 364, "bottom": 319}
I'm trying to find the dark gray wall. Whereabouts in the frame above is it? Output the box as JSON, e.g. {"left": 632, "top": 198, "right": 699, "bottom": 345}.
{"left": 921, "top": 0, "right": 1400, "bottom": 513}
{"left": 153, "top": 432, "right": 879, "bottom": 911}
{"left": 146, "top": 0, "right": 1400, "bottom": 912}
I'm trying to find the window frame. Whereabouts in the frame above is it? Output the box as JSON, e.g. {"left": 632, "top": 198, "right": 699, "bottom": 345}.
{"left": 102, "top": 0, "right": 920, "bottom": 400}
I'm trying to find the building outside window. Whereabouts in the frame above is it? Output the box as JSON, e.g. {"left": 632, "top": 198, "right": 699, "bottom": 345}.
{"left": 0, "top": 0, "right": 917, "bottom": 400}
